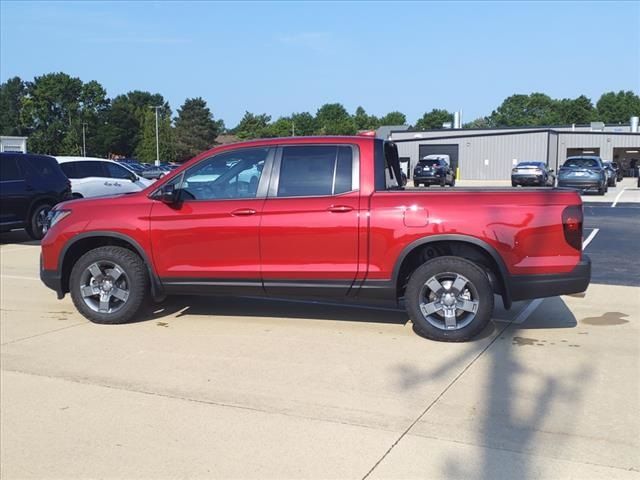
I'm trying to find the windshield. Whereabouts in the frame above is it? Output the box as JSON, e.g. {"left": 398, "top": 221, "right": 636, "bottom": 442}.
{"left": 564, "top": 158, "right": 599, "bottom": 168}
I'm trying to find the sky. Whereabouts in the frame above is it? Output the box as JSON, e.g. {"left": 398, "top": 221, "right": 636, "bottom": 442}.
{"left": 1, "top": 1, "right": 639, "bottom": 127}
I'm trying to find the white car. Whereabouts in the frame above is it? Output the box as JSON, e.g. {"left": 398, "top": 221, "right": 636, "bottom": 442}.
{"left": 55, "top": 157, "right": 154, "bottom": 198}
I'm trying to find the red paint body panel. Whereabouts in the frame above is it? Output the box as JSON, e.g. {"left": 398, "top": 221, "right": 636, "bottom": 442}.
{"left": 41, "top": 136, "right": 585, "bottom": 301}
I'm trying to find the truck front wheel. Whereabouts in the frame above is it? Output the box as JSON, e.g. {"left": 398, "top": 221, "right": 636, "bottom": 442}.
{"left": 405, "top": 256, "right": 494, "bottom": 342}
{"left": 69, "top": 246, "right": 149, "bottom": 324}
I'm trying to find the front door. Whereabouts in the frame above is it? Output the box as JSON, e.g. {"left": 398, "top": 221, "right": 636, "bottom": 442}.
{"left": 149, "top": 147, "right": 273, "bottom": 294}
{"left": 260, "top": 144, "right": 361, "bottom": 296}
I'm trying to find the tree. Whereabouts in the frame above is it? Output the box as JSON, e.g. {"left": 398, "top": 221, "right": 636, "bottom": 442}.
{"left": 101, "top": 91, "right": 169, "bottom": 157}
{"left": 135, "top": 109, "right": 175, "bottom": 162}
{"left": 556, "top": 95, "right": 595, "bottom": 125}
{"left": 315, "top": 103, "right": 356, "bottom": 135}
{"left": 59, "top": 124, "right": 82, "bottom": 155}
{"left": 463, "top": 117, "right": 491, "bottom": 129}
{"left": 0, "top": 76, "right": 27, "bottom": 136}
{"left": 379, "top": 111, "right": 406, "bottom": 126}
{"left": 488, "top": 93, "right": 559, "bottom": 127}
{"left": 414, "top": 109, "right": 453, "bottom": 130}
{"left": 596, "top": 91, "right": 640, "bottom": 124}
{"left": 174, "top": 97, "right": 221, "bottom": 162}
{"left": 234, "top": 112, "right": 271, "bottom": 139}
{"left": 290, "top": 112, "right": 316, "bottom": 136}
{"left": 20, "top": 72, "right": 84, "bottom": 154}
{"left": 353, "top": 106, "right": 379, "bottom": 131}
{"left": 266, "top": 116, "right": 295, "bottom": 137}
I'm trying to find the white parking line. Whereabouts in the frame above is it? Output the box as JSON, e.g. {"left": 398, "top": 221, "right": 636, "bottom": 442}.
{"left": 583, "top": 228, "right": 599, "bottom": 250}
{"left": 611, "top": 188, "right": 627, "bottom": 207}
{"left": 0, "top": 274, "right": 40, "bottom": 281}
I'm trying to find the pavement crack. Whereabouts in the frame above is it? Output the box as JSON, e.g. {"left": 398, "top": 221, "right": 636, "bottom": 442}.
{"left": 361, "top": 319, "right": 515, "bottom": 480}
{"left": 1, "top": 322, "right": 87, "bottom": 346}
{"left": 1, "top": 368, "right": 400, "bottom": 435}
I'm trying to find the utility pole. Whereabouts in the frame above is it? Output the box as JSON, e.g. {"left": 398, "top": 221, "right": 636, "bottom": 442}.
{"left": 82, "top": 122, "right": 88, "bottom": 157}
{"left": 151, "top": 105, "right": 162, "bottom": 166}
{"left": 292, "top": 120, "right": 295, "bottom": 137}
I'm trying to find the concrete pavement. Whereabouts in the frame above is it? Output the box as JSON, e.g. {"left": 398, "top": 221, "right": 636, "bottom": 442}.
{"left": 1, "top": 227, "right": 639, "bottom": 478}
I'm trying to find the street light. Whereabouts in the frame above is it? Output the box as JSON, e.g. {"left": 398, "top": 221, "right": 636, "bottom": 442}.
{"left": 82, "top": 122, "right": 88, "bottom": 157}
{"left": 151, "top": 105, "right": 162, "bottom": 167}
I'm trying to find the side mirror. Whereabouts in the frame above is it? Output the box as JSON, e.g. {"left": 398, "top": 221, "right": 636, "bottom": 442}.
{"left": 156, "top": 183, "right": 179, "bottom": 205}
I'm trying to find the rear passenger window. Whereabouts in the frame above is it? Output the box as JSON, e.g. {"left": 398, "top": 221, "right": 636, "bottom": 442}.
{"left": 0, "top": 157, "right": 23, "bottom": 181}
{"left": 277, "top": 146, "right": 354, "bottom": 197}
{"left": 105, "top": 163, "right": 133, "bottom": 179}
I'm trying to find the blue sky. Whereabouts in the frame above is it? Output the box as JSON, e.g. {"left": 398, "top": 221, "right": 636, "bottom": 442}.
{"left": 1, "top": 1, "right": 639, "bottom": 126}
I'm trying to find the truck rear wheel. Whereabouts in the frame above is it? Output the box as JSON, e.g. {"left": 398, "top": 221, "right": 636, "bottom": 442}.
{"left": 69, "top": 246, "right": 149, "bottom": 324}
{"left": 405, "top": 256, "right": 494, "bottom": 342}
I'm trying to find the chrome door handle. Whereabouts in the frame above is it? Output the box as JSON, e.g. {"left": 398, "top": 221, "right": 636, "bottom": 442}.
{"left": 327, "top": 205, "right": 353, "bottom": 213}
{"left": 231, "top": 208, "right": 257, "bottom": 216}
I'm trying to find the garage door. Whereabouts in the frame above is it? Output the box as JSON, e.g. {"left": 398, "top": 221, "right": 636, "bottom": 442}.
{"left": 418, "top": 144, "right": 459, "bottom": 178}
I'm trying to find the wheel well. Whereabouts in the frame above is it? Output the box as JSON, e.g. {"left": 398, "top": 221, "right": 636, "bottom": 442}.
{"left": 395, "top": 241, "right": 505, "bottom": 298}
{"left": 60, "top": 236, "right": 140, "bottom": 293}
{"left": 27, "top": 197, "right": 56, "bottom": 220}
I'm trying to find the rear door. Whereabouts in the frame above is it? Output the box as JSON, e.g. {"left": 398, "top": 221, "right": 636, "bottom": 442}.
{"left": 260, "top": 144, "right": 360, "bottom": 296}
{"left": 0, "top": 155, "right": 28, "bottom": 227}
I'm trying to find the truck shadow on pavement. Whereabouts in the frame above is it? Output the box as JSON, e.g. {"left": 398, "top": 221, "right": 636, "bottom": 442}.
{"left": 393, "top": 296, "right": 591, "bottom": 479}
{"left": 0, "top": 230, "right": 40, "bottom": 246}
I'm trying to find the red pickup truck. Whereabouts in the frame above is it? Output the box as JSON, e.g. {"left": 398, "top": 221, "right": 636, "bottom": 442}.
{"left": 40, "top": 136, "right": 590, "bottom": 341}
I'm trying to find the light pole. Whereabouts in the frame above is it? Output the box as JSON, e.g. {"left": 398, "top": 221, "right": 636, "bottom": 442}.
{"left": 151, "top": 105, "right": 162, "bottom": 167}
{"left": 82, "top": 122, "right": 88, "bottom": 157}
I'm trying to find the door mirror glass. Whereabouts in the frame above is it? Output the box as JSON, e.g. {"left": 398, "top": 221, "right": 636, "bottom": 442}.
{"left": 158, "top": 183, "right": 178, "bottom": 204}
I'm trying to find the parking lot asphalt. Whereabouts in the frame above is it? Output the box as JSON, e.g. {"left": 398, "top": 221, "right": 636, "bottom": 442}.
{"left": 1, "top": 182, "right": 639, "bottom": 479}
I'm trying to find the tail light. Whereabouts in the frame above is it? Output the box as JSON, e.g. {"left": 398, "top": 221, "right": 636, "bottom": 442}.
{"left": 562, "top": 205, "right": 583, "bottom": 250}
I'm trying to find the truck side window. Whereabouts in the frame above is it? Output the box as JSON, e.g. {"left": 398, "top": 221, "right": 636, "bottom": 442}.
{"left": 181, "top": 148, "right": 267, "bottom": 201}
{"left": 277, "top": 145, "right": 353, "bottom": 197}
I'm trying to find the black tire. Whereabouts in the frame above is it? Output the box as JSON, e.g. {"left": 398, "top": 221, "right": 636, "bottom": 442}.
{"left": 449, "top": 178, "right": 456, "bottom": 187}
{"left": 511, "top": 181, "right": 517, "bottom": 187}
{"left": 69, "top": 246, "right": 149, "bottom": 324}
{"left": 440, "top": 179, "right": 446, "bottom": 187}
{"left": 25, "top": 203, "right": 52, "bottom": 240}
{"left": 598, "top": 185, "right": 606, "bottom": 195}
{"left": 405, "top": 256, "right": 494, "bottom": 342}
{"left": 413, "top": 181, "right": 420, "bottom": 187}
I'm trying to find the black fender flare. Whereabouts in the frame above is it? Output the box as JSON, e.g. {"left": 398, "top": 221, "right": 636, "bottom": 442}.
{"left": 58, "top": 231, "right": 165, "bottom": 301}
{"left": 391, "top": 234, "right": 513, "bottom": 309}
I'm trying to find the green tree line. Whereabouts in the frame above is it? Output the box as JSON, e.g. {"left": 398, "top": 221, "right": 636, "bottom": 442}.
{"left": 1, "top": 72, "right": 638, "bottom": 162}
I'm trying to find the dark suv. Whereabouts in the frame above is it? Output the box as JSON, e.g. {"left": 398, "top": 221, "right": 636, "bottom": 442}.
{"left": 413, "top": 157, "right": 455, "bottom": 187}
{"left": 557, "top": 156, "right": 607, "bottom": 195}
{"left": 0, "top": 153, "right": 71, "bottom": 239}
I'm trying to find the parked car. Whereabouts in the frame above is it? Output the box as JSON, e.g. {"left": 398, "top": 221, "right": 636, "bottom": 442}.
{"left": 557, "top": 156, "right": 608, "bottom": 195}
{"left": 603, "top": 161, "right": 620, "bottom": 186}
{"left": 413, "top": 155, "right": 455, "bottom": 187}
{"left": 602, "top": 161, "right": 617, "bottom": 187}
{"left": 56, "top": 157, "right": 154, "bottom": 198}
{"left": 40, "top": 137, "right": 590, "bottom": 342}
{"left": 140, "top": 165, "right": 171, "bottom": 180}
{"left": 0, "top": 153, "right": 72, "bottom": 239}
{"left": 511, "top": 161, "right": 555, "bottom": 187}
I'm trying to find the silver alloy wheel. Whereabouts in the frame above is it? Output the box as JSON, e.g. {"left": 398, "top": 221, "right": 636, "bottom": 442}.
{"left": 36, "top": 207, "right": 50, "bottom": 234}
{"left": 419, "top": 272, "right": 479, "bottom": 331}
{"left": 79, "top": 261, "right": 130, "bottom": 314}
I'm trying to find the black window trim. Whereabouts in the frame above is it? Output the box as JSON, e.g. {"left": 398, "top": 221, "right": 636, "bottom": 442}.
{"left": 0, "top": 155, "right": 25, "bottom": 183}
{"left": 151, "top": 147, "right": 276, "bottom": 203}
{"left": 267, "top": 144, "right": 360, "bottom": 199}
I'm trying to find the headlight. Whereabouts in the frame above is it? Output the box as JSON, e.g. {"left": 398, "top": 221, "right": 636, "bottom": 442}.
{"left": 45, "top": 209, "right": 71, "bottom": 232}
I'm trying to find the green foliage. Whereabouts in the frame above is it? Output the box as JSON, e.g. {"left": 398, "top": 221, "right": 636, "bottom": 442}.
{"left": 59, "top": 124, "right": 82, "bottom": 156}
{"left": 234, "top": 112, "right": 272, "bottom": 139}
{"left": 266, "top": 116, "right": 295, "bottom": 137}
{"left": 135, "top": 109, "right": 175, "bottom": 162}
{"left": 463, "top": 117, "right": 491, "bottom": 129}
{"left": 353, "top": 106, "right": 379, "bottom": 131}
{"left": 174, "top": 97, "right": 221, "bottom": 162}
{"left": 556, "top": 95, "right": 595, "bottom": 124}
{"left": 290, "top": 112, "right": 317, "bottom": 136}
{"left": 414, "top": 109, "right": 453, "bottom": 130}
{"left": 596, "top": 91, "right": 640, "bottom": 124}
{"left": 379, "top": 111, "right": 406, "bottom": 126}
{"left": 315, "top": 103, "right": 356, "bottom": 135}
{"left": 489, "top": 93, "right": 560, "bottom": 127}
{"left": 101, "top": 91, "right": 169, "bottom": 157}
{"left": 0, "top": 76, "right": 27, "bottom": 136}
